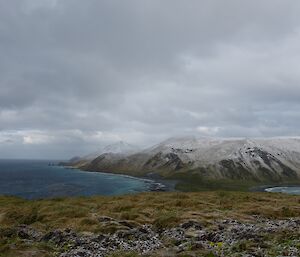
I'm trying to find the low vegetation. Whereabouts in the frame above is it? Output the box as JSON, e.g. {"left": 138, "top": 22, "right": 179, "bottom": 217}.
{"left": 0, "top": 191, "right": 300, "bottom": 256}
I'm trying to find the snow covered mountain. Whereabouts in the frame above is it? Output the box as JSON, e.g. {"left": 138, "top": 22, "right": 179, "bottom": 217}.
{"left": 82, "top": 141, "right": 140, "bottom": 160}
{"left": 75, "top": 137, "right": 300, "bottom": 183}
{"left": 102, "top": 141, "right": 140, "bottom": 155}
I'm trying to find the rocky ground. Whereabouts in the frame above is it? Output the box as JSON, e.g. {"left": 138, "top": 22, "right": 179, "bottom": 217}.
{"left": 1, "top": 192, "right": 300, "bottom": 257}
{"left": 4, "top": 216, "right": 300, "bottom": 257}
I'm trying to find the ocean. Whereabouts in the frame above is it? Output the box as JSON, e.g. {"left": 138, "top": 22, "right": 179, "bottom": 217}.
{"left": 0, "top": 159, "right": 153, "bottom": 199}
{"left": 265, "top": 186, "right": 300, "bottom": 195}
{"left": 1, "top": 160, "right": 299, "bottom": 199}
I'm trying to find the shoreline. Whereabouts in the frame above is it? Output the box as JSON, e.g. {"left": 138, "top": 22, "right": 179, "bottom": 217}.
{"left": 64, "top": 165, "right": 177, "bottom": 192}
{"left": 63, "top": 165, "right": 300, "bottom": 195}
{"left": 250, "top": 183, "right": 300, "bottom": 193}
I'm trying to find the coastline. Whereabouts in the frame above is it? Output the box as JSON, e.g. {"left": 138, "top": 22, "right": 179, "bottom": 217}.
{"left": 250, "top": 183, "right": 300, "bottom": 193}
{"left": 63, "top": 165, "right": 177, "bottom": 192}
{"left": 61, "top": 164, "right": 300, "bottom": 195}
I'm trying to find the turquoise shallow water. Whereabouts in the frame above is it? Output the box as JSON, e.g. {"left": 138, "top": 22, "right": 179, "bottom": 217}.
{"left": 0, "top": 159, "right": 151, "bottom": 199}
{"left": 265, "top": 186, "right": 300, "bottom": 195}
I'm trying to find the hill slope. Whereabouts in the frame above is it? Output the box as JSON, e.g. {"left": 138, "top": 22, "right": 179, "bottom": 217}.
{"left": 71, "top": 137, "right": 300, "bottom": 185}
{"left": 83, "top": 141, "right": 140, "bottom": 160}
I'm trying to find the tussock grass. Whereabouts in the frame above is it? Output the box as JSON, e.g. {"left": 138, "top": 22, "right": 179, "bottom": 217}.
{"left": 0, "top": 192, "right": 300, "bottom": 233}
{"left": 1, "top": 192, "right": 299, "bottom": 257}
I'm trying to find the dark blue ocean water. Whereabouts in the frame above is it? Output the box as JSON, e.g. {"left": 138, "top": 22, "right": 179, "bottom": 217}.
{"left": 0, "top": 159, "right": 151, "bottom": 199}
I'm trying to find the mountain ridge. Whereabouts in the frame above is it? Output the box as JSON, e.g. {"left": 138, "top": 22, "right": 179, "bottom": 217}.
{"left": 70, "top": 141, "right": 140, "bottom": 162}
{"left": 69, "top": 137, "right": 300, "bottom": 188}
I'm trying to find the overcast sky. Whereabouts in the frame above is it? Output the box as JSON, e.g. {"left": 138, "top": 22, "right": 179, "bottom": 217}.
{"left": 1, "top": 0, "right": 300, "bottom": 159}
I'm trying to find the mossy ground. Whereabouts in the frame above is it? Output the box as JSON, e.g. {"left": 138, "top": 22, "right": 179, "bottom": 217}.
{"left": 0, "top": 191, "right": 300, "bottom": 256}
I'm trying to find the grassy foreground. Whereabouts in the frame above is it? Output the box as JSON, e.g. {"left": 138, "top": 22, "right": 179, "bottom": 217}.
{"left": 0, "top": 191, "right": 300, "bottom": 256}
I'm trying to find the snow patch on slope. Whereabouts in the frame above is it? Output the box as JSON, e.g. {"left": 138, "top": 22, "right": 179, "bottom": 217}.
{"left": 83, "top": 141, "right": 140, "bottom": 160}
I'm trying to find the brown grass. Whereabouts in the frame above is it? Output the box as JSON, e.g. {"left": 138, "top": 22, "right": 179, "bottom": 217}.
{"left": 1, "top": 191, "right": 300, "bottom": 233}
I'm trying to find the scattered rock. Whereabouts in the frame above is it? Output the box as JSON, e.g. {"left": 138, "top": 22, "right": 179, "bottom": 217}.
{"left": 181, "top": 220, "right": 202, "bottom": 230}
{"left": 16, "top": 225, "right": 43, "bottom": 241}
{"left": 184, "top": 228, "right": 202, "bottom": 238}
{"left": 9, "top": 217, "right": 300, "bottom": 257}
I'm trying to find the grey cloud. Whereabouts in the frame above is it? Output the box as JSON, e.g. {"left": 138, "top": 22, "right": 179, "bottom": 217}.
{"left": 1, "top": 0, "right": 300, "bottom": 159}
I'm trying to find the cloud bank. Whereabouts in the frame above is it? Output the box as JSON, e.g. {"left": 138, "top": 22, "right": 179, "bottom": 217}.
{"left": 1, "top": 0, "right": 300, "bottom": 158}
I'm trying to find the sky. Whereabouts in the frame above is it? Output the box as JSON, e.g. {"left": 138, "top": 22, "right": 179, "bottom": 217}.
{"left": 1, "top": 0, "right": 300, "bottom": 159}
